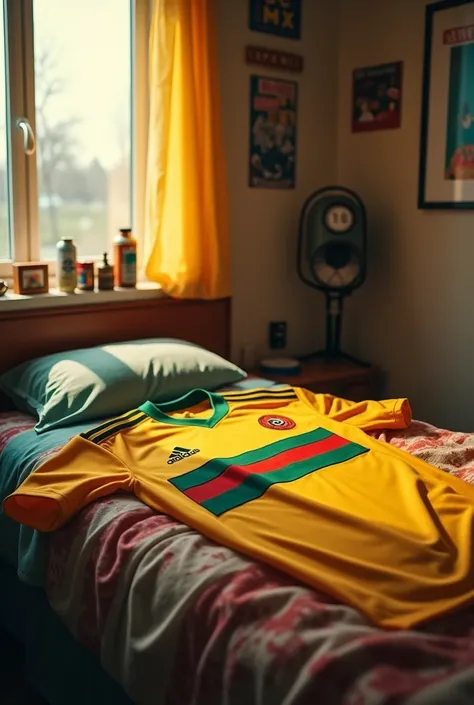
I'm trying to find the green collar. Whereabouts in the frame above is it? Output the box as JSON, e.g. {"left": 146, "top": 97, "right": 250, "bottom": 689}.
{"left": 139, "top": 389, "right": 229, "bottom": 428}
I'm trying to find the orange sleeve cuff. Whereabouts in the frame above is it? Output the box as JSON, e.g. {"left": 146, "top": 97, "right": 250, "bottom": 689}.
{"left": 2, "top": 490, "right": 67, "bottom": 532}
{"left": 392, "top": 398, "right": 412, "bottom": 429}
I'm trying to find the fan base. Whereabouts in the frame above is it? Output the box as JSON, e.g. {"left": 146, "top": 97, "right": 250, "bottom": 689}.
{"left": 300, "top": 349, "right": 371, "bottom": 368}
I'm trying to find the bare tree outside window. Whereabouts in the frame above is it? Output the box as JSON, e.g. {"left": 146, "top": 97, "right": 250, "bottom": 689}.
{"left": 34, "top": 45, "right": 80, "bottom": 242}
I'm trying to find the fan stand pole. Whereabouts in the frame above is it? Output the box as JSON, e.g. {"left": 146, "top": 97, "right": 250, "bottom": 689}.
{"left": 301, "top": 292, "right": 371, "bottom": 367}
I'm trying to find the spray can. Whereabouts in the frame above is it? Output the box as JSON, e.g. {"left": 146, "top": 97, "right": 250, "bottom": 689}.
{"left": 56, "top": 238, "right": 77, "bottom": 293}
{"left": 113, "top": 228, "right": 137, "bottom": 288}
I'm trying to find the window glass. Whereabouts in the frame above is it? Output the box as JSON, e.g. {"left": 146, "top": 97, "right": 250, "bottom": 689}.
{"left": 33, "top": 0, "right": 132, "bottom": 260}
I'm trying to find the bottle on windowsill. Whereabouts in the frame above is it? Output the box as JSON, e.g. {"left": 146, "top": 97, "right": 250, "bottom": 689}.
{"left": 56, "top": 237, "right": 77, "bottom": 293}
{"left": 113, "top": 228, "right": 137, "bottom": 288}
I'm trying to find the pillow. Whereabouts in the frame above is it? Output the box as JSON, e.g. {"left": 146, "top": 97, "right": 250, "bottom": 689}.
{"left": 0, "top": 338, "right": 246, "bottom": 433}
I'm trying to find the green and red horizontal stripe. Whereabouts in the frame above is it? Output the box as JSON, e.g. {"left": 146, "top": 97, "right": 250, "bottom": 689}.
{"left": 169, "top": 428, "right": 368, "bottom": 516}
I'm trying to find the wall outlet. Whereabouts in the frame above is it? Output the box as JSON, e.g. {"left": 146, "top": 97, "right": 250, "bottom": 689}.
{"left": 269, "top": 321, "right": 287, "bottom": 350}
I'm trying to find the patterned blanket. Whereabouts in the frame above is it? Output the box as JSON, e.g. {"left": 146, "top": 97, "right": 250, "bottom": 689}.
{"left": 3, "top": 412, "right": 474, "bottom": 704}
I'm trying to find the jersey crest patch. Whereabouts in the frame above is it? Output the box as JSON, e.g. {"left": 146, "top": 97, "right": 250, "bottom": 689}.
{"left": 258, "top": 414, "right": 296, "bottom": 430}
{"left": 169, "top": 428, "right": 368, "bottom": 516}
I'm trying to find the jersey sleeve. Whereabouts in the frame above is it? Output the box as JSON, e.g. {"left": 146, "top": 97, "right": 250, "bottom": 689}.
{"left": 2, "top": 435, "right": 132, "bottom": 532}
{"left": 300, "top": 390, "right": 412, "bottom": 432}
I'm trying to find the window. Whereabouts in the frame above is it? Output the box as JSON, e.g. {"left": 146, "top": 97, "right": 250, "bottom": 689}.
{"left": 0, "top": 4, "right": 10, "bottom": 263}
{"left": 1, "top": 0, "right": 148, "bottom": 281}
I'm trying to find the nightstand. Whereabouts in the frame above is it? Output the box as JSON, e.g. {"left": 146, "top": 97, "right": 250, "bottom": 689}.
{"left": 249, "top": 358, "right": 382, "bottom": 402}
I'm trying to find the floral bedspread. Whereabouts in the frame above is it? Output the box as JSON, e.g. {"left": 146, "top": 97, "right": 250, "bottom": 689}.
{"left": 4, "top": 412, "right": 474, "bottom": 705}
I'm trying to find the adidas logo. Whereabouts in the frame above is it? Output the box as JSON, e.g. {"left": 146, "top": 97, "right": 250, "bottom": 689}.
{"left": 167, "top": 446, "right": 200, "bottom": 464}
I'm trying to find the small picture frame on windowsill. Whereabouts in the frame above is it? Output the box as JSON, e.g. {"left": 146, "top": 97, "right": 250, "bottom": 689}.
{"left": 13, "top": 262, "right": 49, "bottom": 295}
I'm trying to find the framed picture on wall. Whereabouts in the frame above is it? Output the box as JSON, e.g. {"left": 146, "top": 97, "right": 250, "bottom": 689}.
{"left": 249, "top": 75, "right": 298, "bottom": 189}
{"left": 352, "top": 61, "right": 403, "bottom": 133}
{"left": 419, "top": 0, "right": 474, "bottom": 209}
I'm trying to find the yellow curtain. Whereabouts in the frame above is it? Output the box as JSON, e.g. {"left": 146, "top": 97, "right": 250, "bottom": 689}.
{"left": 144, "top": 0, "right": 231, "bottom": 299}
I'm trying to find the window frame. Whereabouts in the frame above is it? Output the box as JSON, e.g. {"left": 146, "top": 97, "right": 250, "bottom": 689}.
{"left": 0, "top": 0, "right": 149, "bottom": 282}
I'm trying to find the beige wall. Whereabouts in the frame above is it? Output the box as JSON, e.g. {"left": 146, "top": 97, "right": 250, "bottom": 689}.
{"left": 216, "top": 0, "right": 340, "bottom": 367}
{"left": 338, "top": 0, "right": 474, "bottom": 431}
{"left": 216, "top": 0, "right": 471, "bottom": 430}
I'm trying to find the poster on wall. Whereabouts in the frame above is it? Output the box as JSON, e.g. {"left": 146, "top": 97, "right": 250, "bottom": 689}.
{"left": 249, "top": 74, "right": 298, "bottom": 189}
{"left": 351, "top": 61, "right": 403, "bottom": 133}
{"left": 419, "top": 0, "right": 474, "bottom": 209}
{"left": 249, "top": 0, "right": 301, "bottom": 40}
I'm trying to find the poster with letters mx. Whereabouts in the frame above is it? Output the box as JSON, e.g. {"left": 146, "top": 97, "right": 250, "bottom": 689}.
{"left": 249, "top": 75, "right": 298, "bottom": 189}
{"left": 249, "top": 0, "right": 301, "bottom": 40}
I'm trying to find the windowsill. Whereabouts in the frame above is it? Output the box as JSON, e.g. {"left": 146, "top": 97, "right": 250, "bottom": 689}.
{"left": 0, "top": 282, "right": 165, "bottom": 313}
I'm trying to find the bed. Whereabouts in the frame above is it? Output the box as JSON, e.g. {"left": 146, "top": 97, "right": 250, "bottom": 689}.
{"left": 2, "top": 297, "right": 474, "bottom": 705}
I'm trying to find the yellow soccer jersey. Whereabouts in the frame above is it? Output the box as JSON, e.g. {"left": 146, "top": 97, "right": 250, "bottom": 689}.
{"left": 4, "top": 386, "right": 474, "bottom": 630}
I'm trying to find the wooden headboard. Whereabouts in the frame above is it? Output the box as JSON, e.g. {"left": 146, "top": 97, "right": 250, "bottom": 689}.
{"left": 0, "top": 296, "right": 231, "bottom": 375}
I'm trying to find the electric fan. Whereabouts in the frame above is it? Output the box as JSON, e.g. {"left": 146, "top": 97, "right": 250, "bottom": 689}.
{"left": 297, "top": 185, "right": 369, "bottom": 366}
